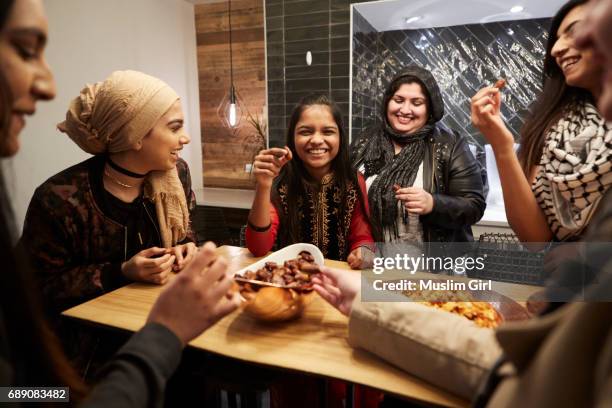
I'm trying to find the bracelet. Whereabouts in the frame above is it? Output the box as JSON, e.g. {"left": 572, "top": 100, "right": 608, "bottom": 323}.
{"left": 247, "top": 220, "right": 271, "bottom": 232}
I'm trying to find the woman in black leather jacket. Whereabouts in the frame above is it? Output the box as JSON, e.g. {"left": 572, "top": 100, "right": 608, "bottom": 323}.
{"left": 351, "top": 66, "right": 485, "bottom": 256}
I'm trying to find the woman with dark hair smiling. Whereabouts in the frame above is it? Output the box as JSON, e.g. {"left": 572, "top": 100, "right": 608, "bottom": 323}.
{"left": 246, "top": 94, "right": 375, "bottom": 269}
{"left": 352, "top": 66, "right": 485, "bottom": 251}
{"left": 0, "top": 0, "right": 239, "bottom": 406}
{"left": 471, "top": 0, "right": 611, "bottom": 245}
{"left": 576, "top": 0, "right": 612, "bottom": 119}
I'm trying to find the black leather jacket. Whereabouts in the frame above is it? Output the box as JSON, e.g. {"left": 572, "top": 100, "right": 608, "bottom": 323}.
{"left": 420, "top": 124, "right": 486, "bottom": 245}
{"left": 352, "top": 122, "right": 486, "bottom": 253}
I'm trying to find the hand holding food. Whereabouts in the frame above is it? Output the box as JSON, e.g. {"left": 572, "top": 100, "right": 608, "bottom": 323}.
{"left": 471, "top": 79, "right": 514, "bottom": 151}
{"left": 312, "top": 266, "right": 360, "bottom": 316}
{"left": 121, "top": 247, "right": 176, "bottom": 285}
{"left": 147, "top": 242, "right": 240, "bottom": 346}
{"left": 170, "top": 242, "right": 197, "bottom": 272}
{"left": 252, "top": 147, "right": 292, "bottom": 188}
{"left": 395, "top": 186, "right": 434, "bottom": 215}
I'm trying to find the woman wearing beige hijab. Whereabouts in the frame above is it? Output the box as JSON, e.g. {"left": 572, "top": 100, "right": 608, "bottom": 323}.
{"left": 20, "top": 70, "right": 197, "bottom": 360}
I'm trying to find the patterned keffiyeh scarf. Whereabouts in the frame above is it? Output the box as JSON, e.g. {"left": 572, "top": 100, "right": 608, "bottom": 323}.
{"left": 533, "top": 101, "right": 612, "bottom": 241}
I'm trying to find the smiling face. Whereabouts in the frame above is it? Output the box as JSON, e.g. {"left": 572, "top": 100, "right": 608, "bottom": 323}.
{"left": 576, "top": 0, "right": 612, "bottom": 120}
{"left": 135, "top": 100, "right": 191, "bottom": 172}
{"left": 293, "top": 104, "right": 340, "bottom": 180}
{"left": 386, "top": 82, "right": 428, "bottom": 135}
{"left": 0, "top": 0, "right": 55, "bottom": 157}
{"left": 551, "top": 4, "right": 603, "bottom": 96}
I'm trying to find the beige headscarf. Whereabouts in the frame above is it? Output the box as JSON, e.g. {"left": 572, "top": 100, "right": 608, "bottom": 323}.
{"left": 58, "top": 70, "right": 189, "bottom": 247}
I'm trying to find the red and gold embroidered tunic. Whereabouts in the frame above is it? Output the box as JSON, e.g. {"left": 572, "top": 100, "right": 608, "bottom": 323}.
{"left": 246, "top": 173, "right": 374, "bottom": 260}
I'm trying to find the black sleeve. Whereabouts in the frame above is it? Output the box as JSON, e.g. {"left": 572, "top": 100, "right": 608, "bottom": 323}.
{"left": 473, "top": 142, "right": 489, "bottom": 200}
{"left": 422, "top": 134, "right": 486, "bottom": 229}
{"left": 80, "top": 323, "right": 183, "bottom": 408}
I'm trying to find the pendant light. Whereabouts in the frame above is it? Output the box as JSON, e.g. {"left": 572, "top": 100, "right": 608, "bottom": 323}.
{"left": 217, "top": 0, "right": 243, "bottom": 129}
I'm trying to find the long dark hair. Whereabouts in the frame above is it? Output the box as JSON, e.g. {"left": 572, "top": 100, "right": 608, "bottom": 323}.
{"left": 272, "top": 94, "right": 368, "bottom": 256}
{"left": 0, "top": 0, "right": 87, "bottom": 400}
{"left": 518, "top": 0, "right": 594, "bottom": 175}
{"left": 0, "top": 0, "right": 12, "bottom": 140}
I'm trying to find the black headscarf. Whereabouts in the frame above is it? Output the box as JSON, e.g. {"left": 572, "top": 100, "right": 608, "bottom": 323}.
{"left": 351, "top": 65, "right": 444, "bottom": 240}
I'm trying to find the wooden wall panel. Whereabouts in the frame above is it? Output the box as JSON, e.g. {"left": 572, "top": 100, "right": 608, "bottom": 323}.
{"left": 196, "top": 0, "right": 266, "bottom": 189}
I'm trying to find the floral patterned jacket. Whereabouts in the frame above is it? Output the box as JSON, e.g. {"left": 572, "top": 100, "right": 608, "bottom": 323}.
{"left": 20, "top": 155, "right": 196, "bottom": 315}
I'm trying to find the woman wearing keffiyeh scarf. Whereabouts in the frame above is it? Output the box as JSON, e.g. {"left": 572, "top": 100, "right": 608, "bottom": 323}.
{"left": 352, "top": 66, "right": 486, "bottom": 249}
{"left": 471, "top": 0, "right": 610, "bottom": 245}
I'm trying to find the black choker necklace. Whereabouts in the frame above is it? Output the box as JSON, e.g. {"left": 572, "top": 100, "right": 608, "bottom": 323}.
{"left": 106, "top": 157, "right": 147, "bottom": 178}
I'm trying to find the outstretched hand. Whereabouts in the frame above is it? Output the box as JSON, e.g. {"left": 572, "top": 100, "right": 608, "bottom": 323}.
{"left": 311, "top": 266, "right": 360, "bottom": 316}
{"left": 147, "top": 242, "right": 241, "bottom": 346}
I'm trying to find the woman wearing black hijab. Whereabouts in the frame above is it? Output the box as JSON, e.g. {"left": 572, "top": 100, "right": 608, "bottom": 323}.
{"left": 352, "top": 66, "right": 485, "bottom": 257}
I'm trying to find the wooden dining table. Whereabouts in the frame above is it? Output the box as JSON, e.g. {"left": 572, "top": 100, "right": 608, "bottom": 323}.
{"left": 63, "top": 245, "right": 541, "bottom": 408}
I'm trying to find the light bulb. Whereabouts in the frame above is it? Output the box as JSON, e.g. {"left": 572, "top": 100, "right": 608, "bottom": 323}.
{"left": 229, "top": 103, "right": 237, "bottom": 127}
{"left": 510, "top": 5, "right": 524, "bottom": 13}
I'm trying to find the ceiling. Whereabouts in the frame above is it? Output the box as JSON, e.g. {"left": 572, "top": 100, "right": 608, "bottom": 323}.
{"left": 354, "top": 0, "right": 568, "bottom": 31}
